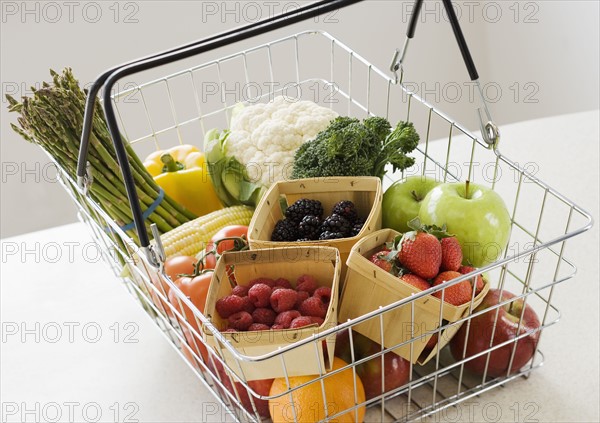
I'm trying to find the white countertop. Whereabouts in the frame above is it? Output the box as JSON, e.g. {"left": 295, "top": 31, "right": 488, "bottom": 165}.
{"left": 2, "top": 110, "right": 599, "bottom": 422}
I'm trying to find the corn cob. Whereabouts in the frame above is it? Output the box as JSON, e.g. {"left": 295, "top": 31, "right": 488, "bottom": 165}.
{"left": 161, "top": 206, "right": 254, "bottom": 257}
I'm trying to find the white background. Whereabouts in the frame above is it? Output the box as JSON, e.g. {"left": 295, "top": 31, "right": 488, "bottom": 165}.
{"left": 1, "top": 0, "right": 598, "bottom": 237}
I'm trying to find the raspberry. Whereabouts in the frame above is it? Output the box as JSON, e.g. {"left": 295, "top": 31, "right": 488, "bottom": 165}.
{"left": 231, "top": 285, "right": 249, "bottom": 297}
{"left": 216, "top": 295, "right": 245, "bottom": 319}
{"left": 313, "top": 287, "right": 332, "bottom": 305}
{"left": 222, "top": 328, "right": 238, "bottom": 332}
{"left": 271, "top": 324, "right": 285, "bottom": 330}
{"left": 310, "top": 317, "right": 325, "bottom": 326}
{"left": 274, "top": 278, "right": 292, "bottom": 289}
{"left": 296, "top": 274, "right": 318, "bottom": 295}
{"left": 295, "top": 290, "right": 310, "bottom": 309}
{"left": 274, "top": 310, "right": 301, "bottom": 328}
{"left": 228, "top": 311, "right": 253, "bottom": 331}
{"left": 248, "top": 278, "right": 276, "bottom": 288}
{"left": 299, "top": 297, "right": 327, "bottom": 318}
{"left": 290, "top": 316, "right": 314, "bottom": 329}
{"left": 240, "top": 296, "right": 255, "bottom": 314}
{"left": 248, "top": 283, "right": 272, "bottom": 308}
{"left": 252, "top": 308, "right": 276, "bottom": 326}
{"left": 270, "top": 289, "right": 298, "bottom": 313}
{"left": 248, "top": 323, "right": 270, "bottom": 331}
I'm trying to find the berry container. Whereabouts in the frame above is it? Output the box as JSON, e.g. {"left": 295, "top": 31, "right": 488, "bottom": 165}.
{"left": 202, "top": 246, "right": 340, "bottom": 381}
{"left": 338, "top": 229, "right": 490, "bottom": 365}
{"left": 248, "top": 176, "right": 383, "bottom": 281}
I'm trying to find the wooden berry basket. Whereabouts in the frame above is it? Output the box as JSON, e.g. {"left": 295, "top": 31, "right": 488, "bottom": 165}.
{"left": 338, "top": 229, "right": 490, "bottom": 365}
{"left": 203, "top": 246, "right": 340, "bottom": 381}
{"left": 248, "top": 176, "right": 383, "bottom": 281}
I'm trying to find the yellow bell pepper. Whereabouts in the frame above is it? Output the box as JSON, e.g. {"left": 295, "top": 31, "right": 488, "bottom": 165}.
{"left": 143, "top": 145, "right": 223, "bottom": 217}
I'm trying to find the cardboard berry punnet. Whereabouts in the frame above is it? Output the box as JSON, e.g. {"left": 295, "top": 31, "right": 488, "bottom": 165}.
{"left": 202, "top": 246, "right": 340, "bottom": 381}
{"left": 338, "top": 229, "right": 490, "bottom": 365}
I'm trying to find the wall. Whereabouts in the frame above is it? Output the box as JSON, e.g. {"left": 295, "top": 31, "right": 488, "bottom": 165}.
{"left": 1, "top": 0, "right": 598, "bottom": 237}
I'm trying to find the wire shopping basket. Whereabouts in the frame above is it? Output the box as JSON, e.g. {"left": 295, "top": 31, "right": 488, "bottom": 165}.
{"left": 48, "top": 0, "right": 595, "bottom": 421}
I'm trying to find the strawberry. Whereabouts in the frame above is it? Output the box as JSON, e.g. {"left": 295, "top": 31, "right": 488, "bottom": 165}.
{"left": 398, "top": 232, "right": 442, "bottom": 279}
{"left": 432, "top": 271, "right": 473, "bottom": 306}
{"left": 399, "top": 273, "right": 431, "bottom": 291}
{"left": 440, "top": 237, "right": 462, "bottom": 271}
{"left": 369, "top": 248, "right": 395, "bottom": 273}
{"left": 458, "top": 265, "right": 484, "bottom": 295}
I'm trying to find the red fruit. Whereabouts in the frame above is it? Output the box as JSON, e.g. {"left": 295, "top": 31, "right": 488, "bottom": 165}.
{"left": 459, "top": 265, "right": 485, "bottom": 295}
{"left": 252, "top": 308, "right": 276, "bottom": 326}
{"left": 240, "top": 296, "right": 255, "bottom": 314}
{"left": 398, "top": 232, "right": 442, "bottom": 279}
{"left": 399, "top": 274, "right": 431, "bottom": 291}
{"left": 271, "top": 324, "right": 285, "bottom": 330}
{"left": 248, "top": 323, "right": 270, "bottom": 331}
{"left": 248, "top": 283, "right": 272, "bottom": 308}
{"left": 432, "top": 271, "right": 473, "bottom": 306}
{"left": 369, "top": 248, "right": 394, "bottom": 273}
{"left": 270, "top": 288, "right": 298, "bottom": 313}
{"left": 228, "top": 311, "right": 253, "bottom": 331}
{"left": 296, "top": 274, "right": 318, "bottom": 295}
{"left": 290, "top": 316, "right": 314, "bottom": 329}
{"left": 216, "top": 295, "right": 245, "bottom": 319}
{"left": 231, "top": 285, "right": 249, "bottom": 297}
{"left": 440, "top": 237, "right": 463, "bottom": 271}
{"left": 248, "top": 277, "right": 276, "bottom": 288}
{"left": 299, "top": 297, "right": 327, "bottom": 318}
{"left": 274, "top": 278, "right": 292, "bottom": 289}
{"left": 274, "top": 310, "right": 301, "bottom": 328}
{"left": 222, "top": 328, "right": 238, "bottom": 333}
{"left": 310, "top": 316, "right": 325, "bottom": 326}
{"left": 295, "top": 290, "right": 310, "bottom": 308}
{"left": 313, "top": 286, "right": 332, "bottom": 304}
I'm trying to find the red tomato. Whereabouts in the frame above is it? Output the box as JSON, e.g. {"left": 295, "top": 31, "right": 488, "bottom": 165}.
{"left": 168, "top": 271, "right": 213, "bottom": 363}
{"left": 204, "top": 225, "right": 249, "bottom": 268}
{"left": 164, "top": 256, "right": 197, "bottom": 281}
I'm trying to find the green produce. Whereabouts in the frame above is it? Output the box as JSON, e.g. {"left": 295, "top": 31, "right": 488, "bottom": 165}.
{"left": 418, "top": 181, "right": 511, "bottom": 267}
{"left": 6, "top": 69, "right": 196, "bottom": 244}
{"left": 291, "top": 116, "right": 420, "bottom": 180}
{"left": 383, "top": 176, "right": 441, "bottom": 233}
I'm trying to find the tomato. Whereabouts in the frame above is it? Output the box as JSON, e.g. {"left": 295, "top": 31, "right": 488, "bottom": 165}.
{"left": 204, "top": 225, "right": 249, "bottom": 269}
{"left": 164, "top": 256, "right": 197, "bottom": 281}
{"left": 168, "top": 270, "right": 214, "bottom": 363}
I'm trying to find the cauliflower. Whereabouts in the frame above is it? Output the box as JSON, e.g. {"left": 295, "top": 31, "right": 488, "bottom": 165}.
{"left": 224, "top": 96, "right": 338, "bottom": 186}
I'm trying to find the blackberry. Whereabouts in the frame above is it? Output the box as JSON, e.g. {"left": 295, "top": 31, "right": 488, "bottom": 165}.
{"left": 321, "top": 213, "right": 352, "bottom": 237}
{"left": 332, "top": 200, "right": 358, "bottom": 222}
{"left": 285, "top": 199, "right": 323, "bottom": 223}
{"left": 350, "top": 217, "right": 366, "bottom": 237}
{"left": 298, "top": 215, "right": 322, "bottom": 240}
{"left": 296, "top": 238, "right": 311, "bottom": 242}
{"left": 319, "top": 231, "right": 345, "bottom": 240}
{"left": 271, "top": 219, "right": 298, "bottom": 242}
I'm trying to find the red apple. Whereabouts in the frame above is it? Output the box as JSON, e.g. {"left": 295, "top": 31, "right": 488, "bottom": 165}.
{"left": 357, "top": 341, "right": 411, "bottom": 400}
{"left": 335, "top": 329, "right": 411, "bottom": 400}
{"left": 209, "top": 360, "right": 273, "bottom": 418}
{"left": 450, "top": 288, "right": 541, "bottom": 378}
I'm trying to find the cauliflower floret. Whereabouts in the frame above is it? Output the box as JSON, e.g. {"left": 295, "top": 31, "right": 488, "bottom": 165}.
{"left": 225, "top": 96, "right": 338, "bottom": 186}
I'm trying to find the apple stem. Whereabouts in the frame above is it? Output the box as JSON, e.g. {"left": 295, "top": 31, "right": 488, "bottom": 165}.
{"left": 411, "top": 190, "right": 421, "bottom": 202}
{"left": 465, "top": 180, "right": 471, "bottom": 199}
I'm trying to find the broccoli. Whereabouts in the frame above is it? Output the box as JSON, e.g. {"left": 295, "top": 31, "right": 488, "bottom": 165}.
{"left": 291, "top": 116, "right": 420, "bottom": 180}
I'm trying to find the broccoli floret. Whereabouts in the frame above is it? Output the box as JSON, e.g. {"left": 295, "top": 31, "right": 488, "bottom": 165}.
{"left": 291, "top": 116, "right": 420, "bottom": 179}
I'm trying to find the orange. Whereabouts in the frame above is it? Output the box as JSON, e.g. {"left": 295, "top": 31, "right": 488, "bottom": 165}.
{"left": 269, "top": 357, "right": 366, "bottom": 423}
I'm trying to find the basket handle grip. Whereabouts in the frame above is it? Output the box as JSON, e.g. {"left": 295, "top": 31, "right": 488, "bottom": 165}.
{"left": 75, "top": 0, "right": 364, "bottom": 259}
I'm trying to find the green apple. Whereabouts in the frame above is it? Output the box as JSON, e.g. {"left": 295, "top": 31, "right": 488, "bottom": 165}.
{"left": 418, "top": 181, "right": 511, "bottom": 267}
{"left": 382, "top": 176, "right": 441, "bottom": 233}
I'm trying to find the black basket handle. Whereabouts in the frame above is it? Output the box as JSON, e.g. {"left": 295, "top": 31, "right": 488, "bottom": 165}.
{"left": 76, "top": 0, "right": 363, "bottom": 264}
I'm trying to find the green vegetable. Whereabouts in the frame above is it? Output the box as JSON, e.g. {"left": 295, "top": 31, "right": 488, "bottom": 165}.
{"left": 291, "top": 116, "right": 420, "bottom": 180}
{"left": 6, "top": 69, "right": 196, "bottom": 244}
{"left": 204, "top": 128, "right": 265, "bottom": 207}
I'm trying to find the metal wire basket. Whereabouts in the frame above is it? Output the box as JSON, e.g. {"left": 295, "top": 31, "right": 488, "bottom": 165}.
{"left": 49, "top": 1, "right": 594, "bottom": 421}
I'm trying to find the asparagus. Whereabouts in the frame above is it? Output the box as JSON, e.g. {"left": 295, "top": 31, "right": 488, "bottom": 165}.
{"left": 6, "top": 68, "right": 196, "bottom": 244}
